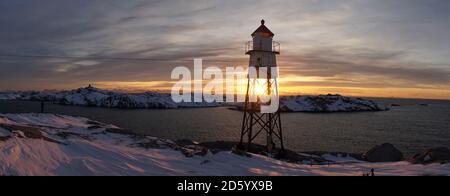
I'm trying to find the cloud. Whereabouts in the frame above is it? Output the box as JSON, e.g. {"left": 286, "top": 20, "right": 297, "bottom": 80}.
{"left": 0, "top": 0, "right": 449, "bottom": 99}
{"left": 281, "top": 47, "right": 450, "bottom": 88}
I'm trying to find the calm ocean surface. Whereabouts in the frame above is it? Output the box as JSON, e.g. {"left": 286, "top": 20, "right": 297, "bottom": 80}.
{"left": 1, "top": 98, "right": 449, "bottom": 155}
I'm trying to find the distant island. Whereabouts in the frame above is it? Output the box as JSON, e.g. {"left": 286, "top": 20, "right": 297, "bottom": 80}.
{"left": 0, "top": 86, "right": 388, "bottom": 112}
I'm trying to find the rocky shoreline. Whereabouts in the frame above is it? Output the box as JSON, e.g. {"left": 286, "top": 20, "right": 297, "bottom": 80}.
{"left": 176, "top": 140, "right": 450, "bottom": 165}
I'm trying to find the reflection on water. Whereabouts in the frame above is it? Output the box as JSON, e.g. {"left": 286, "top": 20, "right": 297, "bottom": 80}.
{"left": 1, "top": 99, "right": 449, "bottom": 155}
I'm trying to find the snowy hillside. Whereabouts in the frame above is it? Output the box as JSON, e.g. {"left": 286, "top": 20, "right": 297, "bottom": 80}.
{"left": 280, "top": 94, "right": 388, "bottom": 112}
{"left": 0, "top": 87, "right": 388, "bottom": 112}
{"left": 0, "top": 86, "right": 217, "bottom": 109}
{"left": 0, "top": 113, "right": 447, "bottom": 176}
{"left": 0, "top": 91, "right": 22, "bottom": 100}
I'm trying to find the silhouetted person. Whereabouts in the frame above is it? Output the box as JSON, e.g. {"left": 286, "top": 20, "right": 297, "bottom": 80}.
{"left": 40, "top": 101, "right": 45, "bottom": 113}
{"left": 363, "top": 169, "right": 375, "bottom": 176}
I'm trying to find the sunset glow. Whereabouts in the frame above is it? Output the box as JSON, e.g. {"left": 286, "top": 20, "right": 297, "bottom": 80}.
{"left": 0, "top": 0, "right": 449, "bottom": 100}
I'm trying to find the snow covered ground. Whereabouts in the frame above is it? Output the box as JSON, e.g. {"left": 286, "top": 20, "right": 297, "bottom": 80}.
{"left": 0, "top": 87, "right": 388, "bottom": 112}
{"left": 0, "top": 113, "right": 447, "bottom": 176}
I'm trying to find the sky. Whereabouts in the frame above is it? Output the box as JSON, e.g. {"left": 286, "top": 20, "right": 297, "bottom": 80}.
{"left": 1, "top": 0, "right": 450, "bottom": 99}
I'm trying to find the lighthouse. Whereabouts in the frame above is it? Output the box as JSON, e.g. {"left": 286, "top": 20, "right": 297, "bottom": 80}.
{"left": 239, "top": 20, "right": 284, "bottom": 155}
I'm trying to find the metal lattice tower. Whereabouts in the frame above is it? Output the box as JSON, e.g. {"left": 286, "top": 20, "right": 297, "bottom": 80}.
{"left": 238, "top": 20, "right": 284, "bottom": 154}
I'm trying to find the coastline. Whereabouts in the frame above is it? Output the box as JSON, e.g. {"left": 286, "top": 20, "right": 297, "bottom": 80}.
{"left": 0, "top": 86, "right": 389, "bottom": 112}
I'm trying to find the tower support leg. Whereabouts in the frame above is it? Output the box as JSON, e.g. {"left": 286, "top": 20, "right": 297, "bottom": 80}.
{"left": 239, "top": 106, "right": 284, "bottom": 155}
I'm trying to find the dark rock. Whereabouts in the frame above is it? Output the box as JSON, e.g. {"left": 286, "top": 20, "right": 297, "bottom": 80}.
{"left": 134, "top": 140, "right": 162, "bottom": 149}
{"left": 364, "top": 143, "right": 404, "bottom": 162}
{"left": 176, "top": 139, "right": 200, "bottom": 146}
{"left": 303, "top": 151, "right": 365, "bottom": 161}
{"left": 0, "top": 123, "right": 64, "bottom": 145}
{"left": 200, "top": 160, "right": 211, "bottom": 165}
{"left": 409, "top": 147, "right": 450, "bottom": 164}
{"left": 56, "top": 132, "right": 91, "bottom": 141}
{"left": 201, "top": 141, "right": 241, "bottom": 151}
{"left": 231, "top": 146, "right": 252, "bottom": 157}
{"left": 0, "top": 136, "right": 11, "bottom": 142}
{"left": 105, "top": 128, "right": 137, "bottom": 135}
{"left": 180, "top": 149, "right": 195, "bottom": 157}
{"left": 199, "top": 141, "right": 330, "bottom": 163}
{"left": 180, "top": 145, "right": 209, "bottom": 157}
{"left": 186, "top": 145, "right": 209, "bottom": 156}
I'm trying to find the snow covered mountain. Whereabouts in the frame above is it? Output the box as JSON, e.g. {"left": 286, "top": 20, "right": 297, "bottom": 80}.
{"left": 0, "top": 113, "right": 447, "bottom": 176}
{"left": 0, "top": 87, "right": 388, "bottom": 112}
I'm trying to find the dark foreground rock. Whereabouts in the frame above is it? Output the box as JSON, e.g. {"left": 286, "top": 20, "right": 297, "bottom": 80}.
{"left": 364, "top": 143, "right": 404, "bottom": 162}
{"left": 176, "top": 140, "right": 367, "bottom": 164}
{"left": 176, "top": 140, "right": 325, "bottom": 163}
{"left": 409, "top": 147, "right": 450, "bottom": 164}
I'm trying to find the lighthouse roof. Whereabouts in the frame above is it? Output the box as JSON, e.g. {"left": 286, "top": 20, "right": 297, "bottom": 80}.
{"left": 251, "top": 20, "right": 275, "bottom": 37}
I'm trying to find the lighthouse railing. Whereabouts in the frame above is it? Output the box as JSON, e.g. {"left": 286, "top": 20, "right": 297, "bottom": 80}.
{"left": 272, "top": 41, "right": 280, "bottom": 54}
{"left": 245, "top": 41, "right": 280, "bottom": 54}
